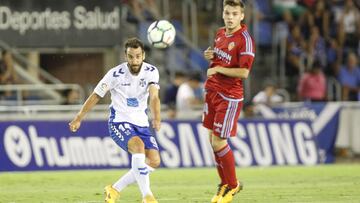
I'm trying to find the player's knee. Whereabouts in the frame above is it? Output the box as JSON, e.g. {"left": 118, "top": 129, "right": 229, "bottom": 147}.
{"left": 211, "top": 142, "right": 222, "bottom": 151}
{"left": 211, "top": 137, "right": 228, "bottom": 151}
{"left": 148, "top": 157, "right": 161, "bottom": 168}
{"left": 128, "top": 136, "right": 145, "bottom": 153}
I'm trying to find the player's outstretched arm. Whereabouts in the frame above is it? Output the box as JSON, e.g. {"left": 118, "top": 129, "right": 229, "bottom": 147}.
{"left": 149, "top": 85, "right": 161, "bottom": 131}
{"left": 69, "top": 92, "right": 101, "bottom": 132}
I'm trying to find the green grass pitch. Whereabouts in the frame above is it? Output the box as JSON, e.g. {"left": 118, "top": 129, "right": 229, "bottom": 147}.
{"left": 1, "top": 164, "right": 360, "bottom": 203}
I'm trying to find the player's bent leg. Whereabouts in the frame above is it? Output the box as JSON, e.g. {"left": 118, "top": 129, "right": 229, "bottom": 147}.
{"left": 145, "top": 149, "right": 161, "bottom": 169}
{"left": 104, "top": 185, "right": 120, "bottom": 203}
{"left": 112, "top": 169, "right": 136, "bottom": 193}
{"left": 113, "top": 149, "right": 160, "bottom": 193}
{"left": 128, "top": 136, "right": 146, "bottom": 154}
{"left": 141, "top": 149, "right": 160, "bottom": 202}
{"left": 113, "top": 149, "right": 159, "bottom": 193}
{"left": 128, "top": 136, "right": 158, "bottom": 202}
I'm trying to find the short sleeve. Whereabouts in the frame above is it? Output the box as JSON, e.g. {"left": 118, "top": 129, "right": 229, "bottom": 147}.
{"left": 94, "top": 69, "right": 115, "bottom": 97}
{"left": 148, "top": 66, "right": 160, "bottom": 90}
{"left": 238, "top": 31, "right": 255, "bottom": 69}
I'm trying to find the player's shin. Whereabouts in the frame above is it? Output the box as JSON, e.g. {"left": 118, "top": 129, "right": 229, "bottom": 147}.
{"left": 131, "top": 153, "right": 153, "bottom": 197}
{"left": 214, "top": 153, "right": 227, "bottom": 185}
{"left": 113, "top": 164, "right": 155, "bottom": 192}
{"left": 216, "top": 144, "right": 238, "bottom": 189}
{"left": 113, "top": 170, "right": 135, "bottom": 192}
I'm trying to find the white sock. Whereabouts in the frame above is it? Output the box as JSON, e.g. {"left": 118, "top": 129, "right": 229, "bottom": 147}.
{"left": 113, "top": 164, "right": 155, "bottom": 192}
{"left": 131, "top": 153, "right": 153, "bottom": 197}
{"left": 113, "top": 170, "right": 135, "bottom": 192}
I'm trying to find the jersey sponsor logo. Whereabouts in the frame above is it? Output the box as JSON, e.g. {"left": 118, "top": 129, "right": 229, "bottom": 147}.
{"left": 126, "top": 98, "right": 139, "bottom": 107}
{"left": 139, "top": 78, "right": 147, "bottom": 87}
{"left": 228, "top": 42, "right": 235, "bottom": 51}
{"left": 113, "top": 68, "right": 124, "bottom": 77}
{"left": 214, "top": 47, "right": 232, "bottom": 64}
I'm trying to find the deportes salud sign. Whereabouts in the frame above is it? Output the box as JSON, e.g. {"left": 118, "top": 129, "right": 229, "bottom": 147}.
{"left": 0, "top": 0, "right": 121, "bottom": 47}
{"left": 0, "top": 119, "right": 320, "bottom": 171}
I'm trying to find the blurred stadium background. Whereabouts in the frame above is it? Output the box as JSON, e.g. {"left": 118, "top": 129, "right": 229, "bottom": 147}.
{"left": 0, "top": 0, "right": 360, "bottom": 202}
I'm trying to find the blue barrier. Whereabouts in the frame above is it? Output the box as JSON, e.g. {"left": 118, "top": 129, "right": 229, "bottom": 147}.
{"left": 258, "top": 102, "right": 341, "bottom": 163}
{"left": 0, "top": 118, "right": 329, "bottom": 171}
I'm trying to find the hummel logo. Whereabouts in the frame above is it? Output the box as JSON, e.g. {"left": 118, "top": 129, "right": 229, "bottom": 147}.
{"left": 145, "top": 66, "right": 155, "bottom": 72}
{"left": 4, "top": 126, "right": 32, "bottom": 167}
{"left": 113, "top": 68, "right": 125, "bottom": 77}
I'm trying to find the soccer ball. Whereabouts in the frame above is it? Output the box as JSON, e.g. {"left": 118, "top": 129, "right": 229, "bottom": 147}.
{"left": 147, "top": 20, "right": 176, "bottom": 49}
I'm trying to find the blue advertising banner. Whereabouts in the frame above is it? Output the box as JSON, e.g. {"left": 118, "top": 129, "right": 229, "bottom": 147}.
{"left": 0, "top": 119, "right": 320, "bottom": 171}
{"left": 256, "top": 102, "right": 341, "bottom": 163}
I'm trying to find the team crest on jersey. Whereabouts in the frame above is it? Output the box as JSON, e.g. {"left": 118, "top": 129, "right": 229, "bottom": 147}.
{"left": 228, "top": 42, "right": 235, "bottom": 51}
{"left": 139, "top": 78, "right": 146, "bottom": 87}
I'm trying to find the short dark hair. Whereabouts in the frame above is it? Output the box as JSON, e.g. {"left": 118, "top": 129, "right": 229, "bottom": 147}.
{"left": 124, "top": 37, "right": 145, "bottom": 53}
{"left": 223, "top": 0, "right": 245, "bottom": 9}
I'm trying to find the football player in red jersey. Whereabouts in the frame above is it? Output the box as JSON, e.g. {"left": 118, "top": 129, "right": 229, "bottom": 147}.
{"left": 202, "top": 0, "right": 255, "bottom": 202}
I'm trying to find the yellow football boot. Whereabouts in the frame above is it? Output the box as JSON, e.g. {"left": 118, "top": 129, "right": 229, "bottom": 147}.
{"left": 217, "top": 181, "right": 243, "bottom": 203}
{"left": 142, "top": 195, "right": 158, "bottom": 203}
{"left": 211, "top": 184, "right": 228, "bottom": 203}
{"left": 104, "top": 185, "right": 119, "bottom": 203}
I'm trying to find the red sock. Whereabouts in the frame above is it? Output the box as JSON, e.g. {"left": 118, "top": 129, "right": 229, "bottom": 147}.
{"left": 216, "top": 144, "right": 237, "bottom": 189}
{"left": 214, "top": 153, "right": 226, "bottom": 185}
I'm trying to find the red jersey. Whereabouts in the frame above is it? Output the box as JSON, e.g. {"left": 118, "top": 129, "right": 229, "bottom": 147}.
{"left": 205, "top": 24, "right": 255, "bottom": 99}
